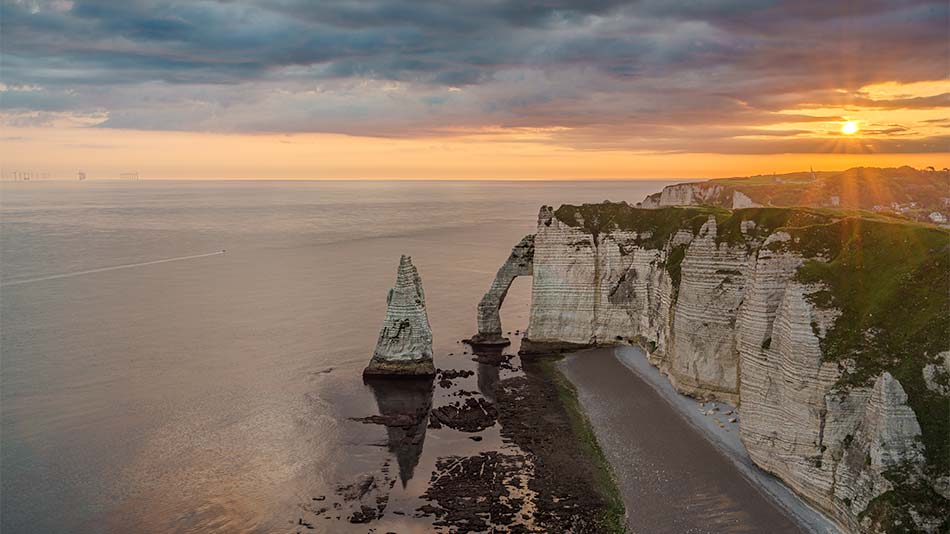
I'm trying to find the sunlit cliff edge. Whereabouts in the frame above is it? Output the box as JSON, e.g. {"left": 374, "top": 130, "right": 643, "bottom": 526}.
{"left": 639, "top": 166, "right": 950, "bottom": 226}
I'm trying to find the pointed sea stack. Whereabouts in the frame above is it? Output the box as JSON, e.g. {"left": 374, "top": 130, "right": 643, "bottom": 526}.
{"left": 363, "top": 255, "right": 435, "bottom": 377}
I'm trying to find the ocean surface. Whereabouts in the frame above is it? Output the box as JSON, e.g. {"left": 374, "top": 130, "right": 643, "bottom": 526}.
{"left": 1, "top": 179, "right": 684, "bottom": 533}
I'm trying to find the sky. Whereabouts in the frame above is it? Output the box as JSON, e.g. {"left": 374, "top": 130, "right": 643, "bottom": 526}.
{"left": 1, "top": 0, "right": 948, "bottom": 180}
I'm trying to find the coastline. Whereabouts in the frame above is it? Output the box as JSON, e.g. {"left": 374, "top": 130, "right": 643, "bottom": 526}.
{"left": 560, "top": 346, "right": 844, "bottom": 534}
{"left": 307, "top": 337, "right": 629, "bottom": 532}
{"left": 496, "top": 355, "right": 627, "bottom": 532}
{"left": 407, "top": 347, "right": 628, "bottom": 532}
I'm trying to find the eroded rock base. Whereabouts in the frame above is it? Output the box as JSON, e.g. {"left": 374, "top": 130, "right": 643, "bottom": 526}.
{"left": 362, "top": 359, "right": 436, "bottom": 377}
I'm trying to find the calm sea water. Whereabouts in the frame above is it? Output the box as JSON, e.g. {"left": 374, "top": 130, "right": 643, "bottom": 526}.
{"left": 0, "top": 180, "right": 674, "bottom": 533}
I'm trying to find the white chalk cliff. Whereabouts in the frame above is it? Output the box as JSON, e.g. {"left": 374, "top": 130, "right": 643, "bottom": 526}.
{"left": 478, "top": 203, "right": 949, "bottom": 533}
{"left": 639, "top": 181, "right": 762, "bottom": 210}
{"left": 364, "top": 255, "right": 435, "bottom": 376}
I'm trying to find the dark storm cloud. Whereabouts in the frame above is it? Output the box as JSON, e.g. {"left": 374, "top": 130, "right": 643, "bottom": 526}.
{"left": 1, "top": 0, "right": 947, "bottom": 153}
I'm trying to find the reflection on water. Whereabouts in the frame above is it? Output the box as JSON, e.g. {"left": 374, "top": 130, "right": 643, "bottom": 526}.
{"left": 477, "top": 362, "right": 501, "bottom": 403}
{"left": 0, "top": 180, "right": 674, "bottom": 532}
{"left": 472, "top": 346, "right": 505, "bottom": 402}
{"left": 363, "top": 377, "right": 434, "bottom": 485}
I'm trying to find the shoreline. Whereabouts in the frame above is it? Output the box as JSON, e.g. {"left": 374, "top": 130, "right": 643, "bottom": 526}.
{"left": 410, "top": 349, "right": 628, "bottom": 532}
{"left": 560, "top": 346, "right": 843, "bottom": 533}
{"left": 611, "top": 345, "right": 843, "bottom": 533}
{"left": 301, "top": 337, "right": 628, "bottom": 532}
{"left": 532, "top": 356, "right": 627, "bottom": 530}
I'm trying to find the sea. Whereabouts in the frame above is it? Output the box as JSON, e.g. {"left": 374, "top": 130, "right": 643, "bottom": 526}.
{"left": 1, "top": 180, "right": 680, "bottom": 533}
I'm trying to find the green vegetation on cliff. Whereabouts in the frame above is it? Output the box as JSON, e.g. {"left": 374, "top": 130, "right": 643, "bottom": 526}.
{"left": 861, "top": 474, "right": 950, "bottom": 534}
{"left": 791, "top": 217, "right": 950, "bottom": 474}
{"left": 553, "top": 202, "right": 950, "bottom": 479}
{"left": 554, "top": 202, "right": 722, "bottom": 249}
{"left": 557, "top": 201, "right": 910, "bottom": 249}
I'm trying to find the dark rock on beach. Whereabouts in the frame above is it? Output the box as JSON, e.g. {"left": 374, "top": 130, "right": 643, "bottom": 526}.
{"left": 439, "top": 369, "right": 475, "bottom": 380}
{"left": 416, "top": 356, "right": 625, "bottom": 533}
{"left": 436, "top": 368, "right": 475, "bottom": 388}
{"left": 429, "top": 397, "right": 497, "bottom": 432}
{"left": 495, "top": 359, "right": 623, "bottom": 531}
{"left": 418, "top": 452, "right": 530, "bottom": 532}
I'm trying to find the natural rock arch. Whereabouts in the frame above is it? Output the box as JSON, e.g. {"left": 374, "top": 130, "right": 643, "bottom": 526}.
{"left": 467, "top": 234, "right": 534, "bottom": 346}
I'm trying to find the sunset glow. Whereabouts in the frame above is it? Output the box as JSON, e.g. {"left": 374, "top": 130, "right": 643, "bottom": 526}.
{"left": 2, "top": 4, "right": 950, "bottom": 533}
{"left": 1, "top": 1, "right": 947, "bottom": 179}
{"left": 841, "top": 121, "right": 859, "bottom": 135}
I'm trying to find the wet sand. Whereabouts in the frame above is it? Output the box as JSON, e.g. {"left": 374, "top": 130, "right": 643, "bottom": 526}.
{"left": 560, "top": 347, "right": 841, "bottom": 534}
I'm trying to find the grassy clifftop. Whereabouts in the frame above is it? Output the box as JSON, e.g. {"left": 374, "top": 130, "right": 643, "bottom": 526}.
{"left": 554, "top": 202, "right": 908, "bottom": 248}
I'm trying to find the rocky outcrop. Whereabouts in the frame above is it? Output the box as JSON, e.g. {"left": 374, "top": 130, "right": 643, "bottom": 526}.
{"left": 483, "top": 203, "right": 949, "bottom": 532}
{"left": 364, "top": 255, "right": 435, "bottom": 377}
{"left": 468, "top": 234, "right": 534, "bottom": 346}
{"left": 639, "top": 182, "right": 760, "bottom": 209}
{"left": 640, "top": 184, "right": 759, "bottom": 209}
{"left": 922, "top": 352, "right": 950, "bottom": 396}
{"left": 640, "top": 182, "right": 725, "bottom": 208}
{"left": 732, "top": 190, "right": 759, "bottom": 208}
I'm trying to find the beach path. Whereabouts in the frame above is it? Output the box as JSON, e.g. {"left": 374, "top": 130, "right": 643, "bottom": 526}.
{"left": 560, "top": 347, "right": 809, "bottom": 534}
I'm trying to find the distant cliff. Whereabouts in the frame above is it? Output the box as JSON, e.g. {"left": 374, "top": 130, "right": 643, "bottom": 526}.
{"left": 639, "top": 167, "right": 950, "bottom": 225}
{"left": 485, "top": 203, "right": 949, "bottom": 533}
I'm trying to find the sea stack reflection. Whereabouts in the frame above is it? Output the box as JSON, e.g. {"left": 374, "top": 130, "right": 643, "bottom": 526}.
{"left": 362, "top": 377, "right": 433, "bottom": 484}
{"left": 363, "top": 255, "right": 435, "bottom": 377}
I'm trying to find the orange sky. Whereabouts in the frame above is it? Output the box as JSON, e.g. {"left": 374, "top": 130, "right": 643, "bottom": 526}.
{"left": 3, "top": 81, "right": 947, "bottom": 181}
{"left": 2, "top": 123, "right": 946, "bottom": 181}
{"left": 2, "top": 2, "right": 947, "bottom": 181}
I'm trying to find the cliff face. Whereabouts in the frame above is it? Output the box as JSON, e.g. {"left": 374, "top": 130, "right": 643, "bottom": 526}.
{"left": 515, "top": 203, "right": 949, "bottom": 533}
{"left": 640, "top": 182, "right": 736, "bottom": 209}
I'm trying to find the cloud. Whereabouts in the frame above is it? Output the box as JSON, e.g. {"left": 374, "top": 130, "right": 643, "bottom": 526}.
{"left": 0, "top": 0, "right": 947, "bottom": 154}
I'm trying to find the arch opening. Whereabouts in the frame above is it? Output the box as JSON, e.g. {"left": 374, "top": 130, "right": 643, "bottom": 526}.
{"left": 466, "top": 234, "right": 534, "bottom": 346}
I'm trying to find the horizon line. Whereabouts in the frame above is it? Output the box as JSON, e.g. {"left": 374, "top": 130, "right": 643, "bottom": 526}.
{"left": 2, "top": 164, "right": 941, "bottom": 184}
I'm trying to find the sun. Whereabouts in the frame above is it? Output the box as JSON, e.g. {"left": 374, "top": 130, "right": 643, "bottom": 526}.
{"left": 841, "top": 120, "right": 859, "bottom": 135}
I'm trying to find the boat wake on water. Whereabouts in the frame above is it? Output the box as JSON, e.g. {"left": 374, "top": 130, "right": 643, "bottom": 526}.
{"left": 1, "top": 250, "right": 227, "bottom": 287}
